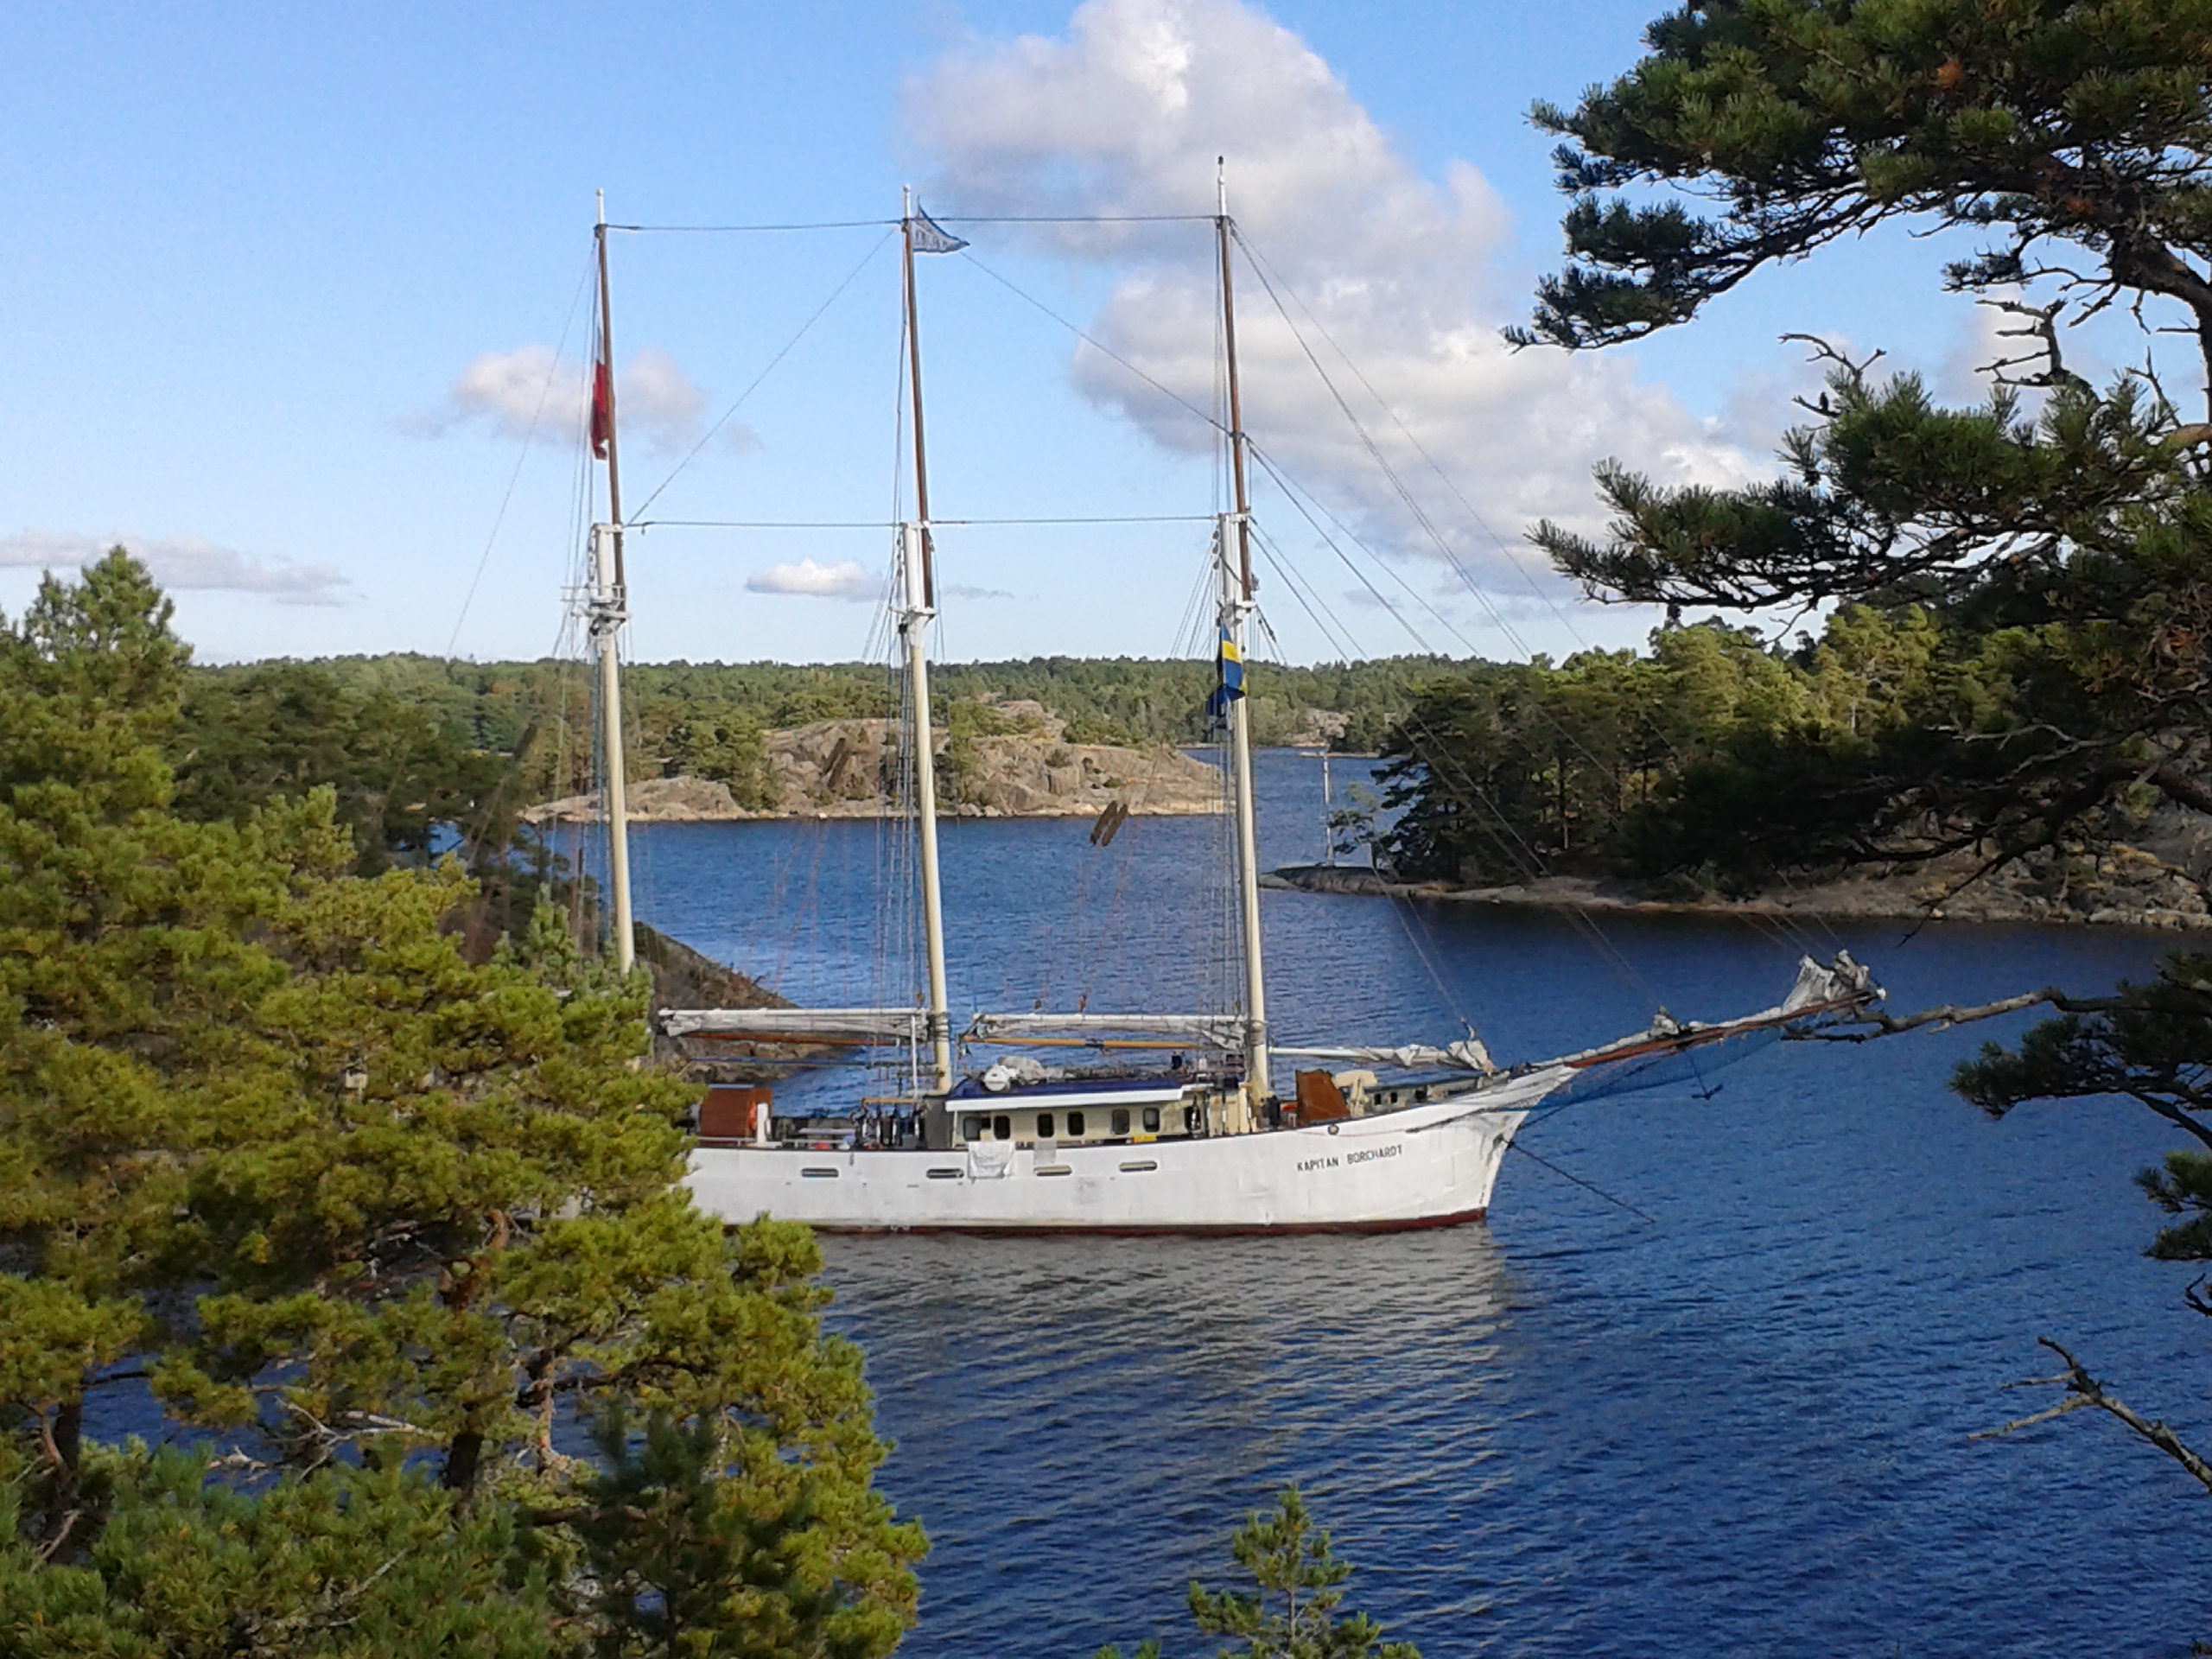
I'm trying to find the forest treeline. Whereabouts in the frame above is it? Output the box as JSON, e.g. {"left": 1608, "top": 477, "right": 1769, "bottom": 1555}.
{"left": 168, "top": 607, "right": 1994, "bottom": 899}
{"left": 171, "top": 650, "right": 1450, "bottom": 829}
{"left": 1375, "top": 598, "right": 2064, "bottom": 892}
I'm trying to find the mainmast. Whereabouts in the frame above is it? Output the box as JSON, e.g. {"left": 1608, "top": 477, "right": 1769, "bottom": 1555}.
{"left": 899, "top": 187, "right": 954, "bottom": 1094}
{"left": 1216, "top": 164, "right": 1269, "bottom": 1124}
{"left": 590, "top": 190, "right": 636, "bottom": 976}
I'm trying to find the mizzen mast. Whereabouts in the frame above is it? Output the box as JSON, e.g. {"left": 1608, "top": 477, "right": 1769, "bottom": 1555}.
{"left": 1216, "top": 162, "right": 1269, "bottom": 1126}
{"left": 590, "top": 189, "right": 636, "bottom": 976}
{"left": 900, "top": 186, "right": 954, "bottom": 1094}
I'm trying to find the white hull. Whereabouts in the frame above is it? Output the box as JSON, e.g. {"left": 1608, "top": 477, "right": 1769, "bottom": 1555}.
{"left": 684, "top": 1065, "right": 1570, "bottom": 1233}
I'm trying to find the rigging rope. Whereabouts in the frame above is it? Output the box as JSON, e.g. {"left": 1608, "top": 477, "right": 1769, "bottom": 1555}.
{"left": 632, "top": 514, "right": 1215, "bottom": 529}
{"left": 1230, "top": 226, "right": 1849, "bottom": 964}
{"left": 632, "top": 228, "right": 897, "bottom": 520}
{"left": 448, "top": 251, "right": 596, "bottom": 655}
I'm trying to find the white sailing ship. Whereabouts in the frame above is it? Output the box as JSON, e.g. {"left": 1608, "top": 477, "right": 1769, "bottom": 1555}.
{"left": 573, "top": 186, "right": 1884, "bottom": 1235}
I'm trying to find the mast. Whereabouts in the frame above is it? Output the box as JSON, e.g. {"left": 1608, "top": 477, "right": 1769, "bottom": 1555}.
{"left": 1217, "top": 162, "right": 1269, "bottom": 1124}
{"left": 900, "top": 188, "right": 953, "bottom": 1093}
{"left": 591, "top": 189, "right": 635, "bottom": 976}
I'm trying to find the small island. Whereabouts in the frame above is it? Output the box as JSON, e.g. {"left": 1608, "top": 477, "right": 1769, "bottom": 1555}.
{"left": 524, "top": 704, "right": 1228, "bottom": 823}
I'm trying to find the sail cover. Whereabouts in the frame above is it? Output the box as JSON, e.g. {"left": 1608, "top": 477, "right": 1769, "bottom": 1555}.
{"left": 965, "top": 1012, "right": 1249, "bottom": 1050}
{"left": 658, "top": 1007, "right": 930, "bottom": 1043}
{"left": 1274, "top": 1038, "right": 1497, "bottom": 1072}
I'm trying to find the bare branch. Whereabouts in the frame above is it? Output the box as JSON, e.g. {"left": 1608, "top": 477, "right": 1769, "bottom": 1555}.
{"left": 1973, "top": 1338, "right": 2212, "bottom": 1497}
{"left": 1974, "top": 296, "right": 2087, "bottom": 391}
{"left": 1795, "top": 985, "right": 2129, "bottom": 1041}
{"left": 1780, "top": 331, "right": 1885, "bottom": 378}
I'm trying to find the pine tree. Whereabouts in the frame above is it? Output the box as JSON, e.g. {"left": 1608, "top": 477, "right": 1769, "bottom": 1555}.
{"left": 1091, "top": 1488, "right": 1418, "bottom": 1659}
{"left": 1497, "top": 0, "right": 2212, "bottom": 1521}
{"left": 0, "top": 552, "right": 924, "bottom": 1654}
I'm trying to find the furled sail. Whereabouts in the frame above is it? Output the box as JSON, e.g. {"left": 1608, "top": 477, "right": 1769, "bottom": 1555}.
{"left": 658, "top": 1007, "right": 931, "bottom": 1043}
{"left": 1275, "top": 954, "right": 1881, "bottom": 1078}
{"left": 963, "top": 1012, "right": 1249, "bottom": 1050}
{"left": 1273, "top": 1038, "right": 1497, "bottom": 1072}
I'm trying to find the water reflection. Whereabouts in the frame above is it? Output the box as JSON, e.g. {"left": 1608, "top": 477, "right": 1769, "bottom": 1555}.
{"left": 823, "top": 1230, "right": 1519, "bottom": 1652}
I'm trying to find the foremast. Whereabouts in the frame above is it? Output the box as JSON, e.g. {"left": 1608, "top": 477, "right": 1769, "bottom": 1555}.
{"left": 1217, "top": 170, "right": 1269, "bottom": 1126}
{"left": 900, "top": 188, "right": 954, "bottom": 1094}
{"left": 591, "top": 190, "right": 636, "bottom": 976}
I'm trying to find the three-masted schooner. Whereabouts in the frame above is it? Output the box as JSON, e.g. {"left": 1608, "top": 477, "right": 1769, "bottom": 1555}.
{"left": 576, "top": 185, "right": 1884, "bottom": 1233}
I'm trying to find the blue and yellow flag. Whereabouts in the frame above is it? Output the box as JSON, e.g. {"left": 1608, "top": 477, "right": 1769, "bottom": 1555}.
{"left": 1208, "top": 626, "right": 1246, "bottom": 718}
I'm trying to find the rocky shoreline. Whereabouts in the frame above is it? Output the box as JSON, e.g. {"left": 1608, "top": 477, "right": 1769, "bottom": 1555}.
{"left": 1264, "top": 846, "right": 2212, "bottom": 931}
{"left": 525, "top": 717, "right": 1224, "bottom": 824}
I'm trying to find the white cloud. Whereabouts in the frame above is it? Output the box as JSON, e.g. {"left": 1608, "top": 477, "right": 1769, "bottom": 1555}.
{"left": 432, "top": 345, "right": 758, "bottom": 455}
{"left": 0, "top": 529, "right": 351, "bottom": 607}
{"left": 447, "top": 344, "right": 569, "bottom": 441}
{"left": 904, "top": 0, "right": 1761, "bottom": 603}
{"left": 746, "top": 557, "right": 875, "bottom": 601}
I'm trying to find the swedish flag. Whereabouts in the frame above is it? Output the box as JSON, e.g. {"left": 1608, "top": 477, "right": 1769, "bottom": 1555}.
{"left": 1208, "top": 626, "right": 1246, "bottom": 718}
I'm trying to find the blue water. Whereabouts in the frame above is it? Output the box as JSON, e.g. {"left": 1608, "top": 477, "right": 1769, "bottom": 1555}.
{"left": 600, "top": 752, "right": 2200, "bottom": 1656}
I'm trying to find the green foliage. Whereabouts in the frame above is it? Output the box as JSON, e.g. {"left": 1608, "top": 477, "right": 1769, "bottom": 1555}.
{"left": 1518, "top": 0, "right": 2212, "bottom": 352}
{"left": 653, "top": 700, "right": 772, "bottom": 809}
{"left": 176, "top": 654, "right": 1457, "bottom": 824}
{"left": 1091, "top": 1488, "right": 1417, "bottom": 1659}
{"left": 1488, "top": 1, "right": 2212, "bottom": 893}
{"left": 1060, "top": 712, "right": 1141, "bottom": 747}
{"left": 1956, "top": 954, "right": 2212, "bottom": 1261}
{"left": 1377, "top": 618, "right": 1863, "bottom": 884}
{"left": 0, "top": 1448, "right": 560, "bottom": 1657}
{"left": 1519, "top": 2, "right": 2212, "bottom": 1544}
{"left": 1382, "top": 362, "right": 2212, "bottom": 893}
{"left": 0, "top": 556, "right": 922, "bottom": 1655}
{"left": 172, "top": 661, "right": 513, "bottom": 871}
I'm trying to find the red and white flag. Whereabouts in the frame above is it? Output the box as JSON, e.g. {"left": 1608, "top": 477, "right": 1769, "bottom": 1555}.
{"left": 589, "top": 359, "right": 613, "bottom": 459}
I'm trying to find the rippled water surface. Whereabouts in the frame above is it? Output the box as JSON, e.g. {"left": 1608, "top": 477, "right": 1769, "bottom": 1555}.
{"left": 603, "top": 753, "right": 2203, "bottom": 1656}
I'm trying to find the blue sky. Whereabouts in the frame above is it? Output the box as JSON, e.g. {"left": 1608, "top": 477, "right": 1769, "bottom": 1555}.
{"left": 0, "top": 1, "right": 2126, "bottom": 668}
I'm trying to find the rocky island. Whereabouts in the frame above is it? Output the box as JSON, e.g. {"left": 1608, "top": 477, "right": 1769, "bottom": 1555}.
{"left": 525, "top": 703, "right": 1224, "bottom": 823}
{"left": 1268, "top": 831, "right": 2212, "bottom": 932}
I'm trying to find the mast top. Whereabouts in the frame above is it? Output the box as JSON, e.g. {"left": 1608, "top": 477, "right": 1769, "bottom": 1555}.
{"left": 1216, "top": 156, "right": 1226, "bottom": 219}
{"left": 596, "top": 188, "right": 605, "bottom": 230}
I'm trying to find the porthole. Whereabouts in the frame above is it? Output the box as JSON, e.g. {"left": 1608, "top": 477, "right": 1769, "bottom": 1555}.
{"left": 993, "top": 1115, "right": 1011, "bottom": 1141}
{"left": 801, "top": 1167, "right": 839, "bottom": 1179}
{"left": 1037, "top": 1112, "right": 1056, "bottom": 1139}
{"left": 1141, "top": 1107, "right": 1160, "bottom": 1133}
{"left": 1112, "top": 1108, "right": 1131, "bottom": 1135}
{"left": 960, "top": 1114, "right": 983, "bottom": 1141}
{"left": 1067, "top": 1110, "right": 1086, "bottom": 1137}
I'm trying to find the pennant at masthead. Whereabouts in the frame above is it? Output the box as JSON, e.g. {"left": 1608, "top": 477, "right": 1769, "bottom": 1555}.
{"left": 908, "top": 206, "right": 969, "bottom": 254}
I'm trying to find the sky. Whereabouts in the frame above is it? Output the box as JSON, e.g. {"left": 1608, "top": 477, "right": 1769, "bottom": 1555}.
{"left": 0, "top": 0, "right": 2153, "bottom": 669}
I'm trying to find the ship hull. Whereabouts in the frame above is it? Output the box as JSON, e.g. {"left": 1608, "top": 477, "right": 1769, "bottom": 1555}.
{"left": 684, "top": 1065, "right": 1569, "bottom": 1233}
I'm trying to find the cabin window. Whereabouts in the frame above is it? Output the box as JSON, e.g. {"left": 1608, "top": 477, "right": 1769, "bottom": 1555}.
{"left": 960, "top": 1115, "right": 982, "bottom": 1141}
{"left": 993, "top": 1115, "right": 1011, "bottom": 1141}
{"left": 1067, "top": 1110, "right": 1086, "bottom": 1137}
{"left": 1185, "top": 1105, "right": 1201, "bottom": 1133}
{"left": 1112, "top": 1108, "right": 1131, "bottom": 1135}
{"left": 1141, "top": 1107, "right": 1160, "bottom": 1133}
{"left": 1037, "top": 1113, "right": 1055, "bottom": 1139}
